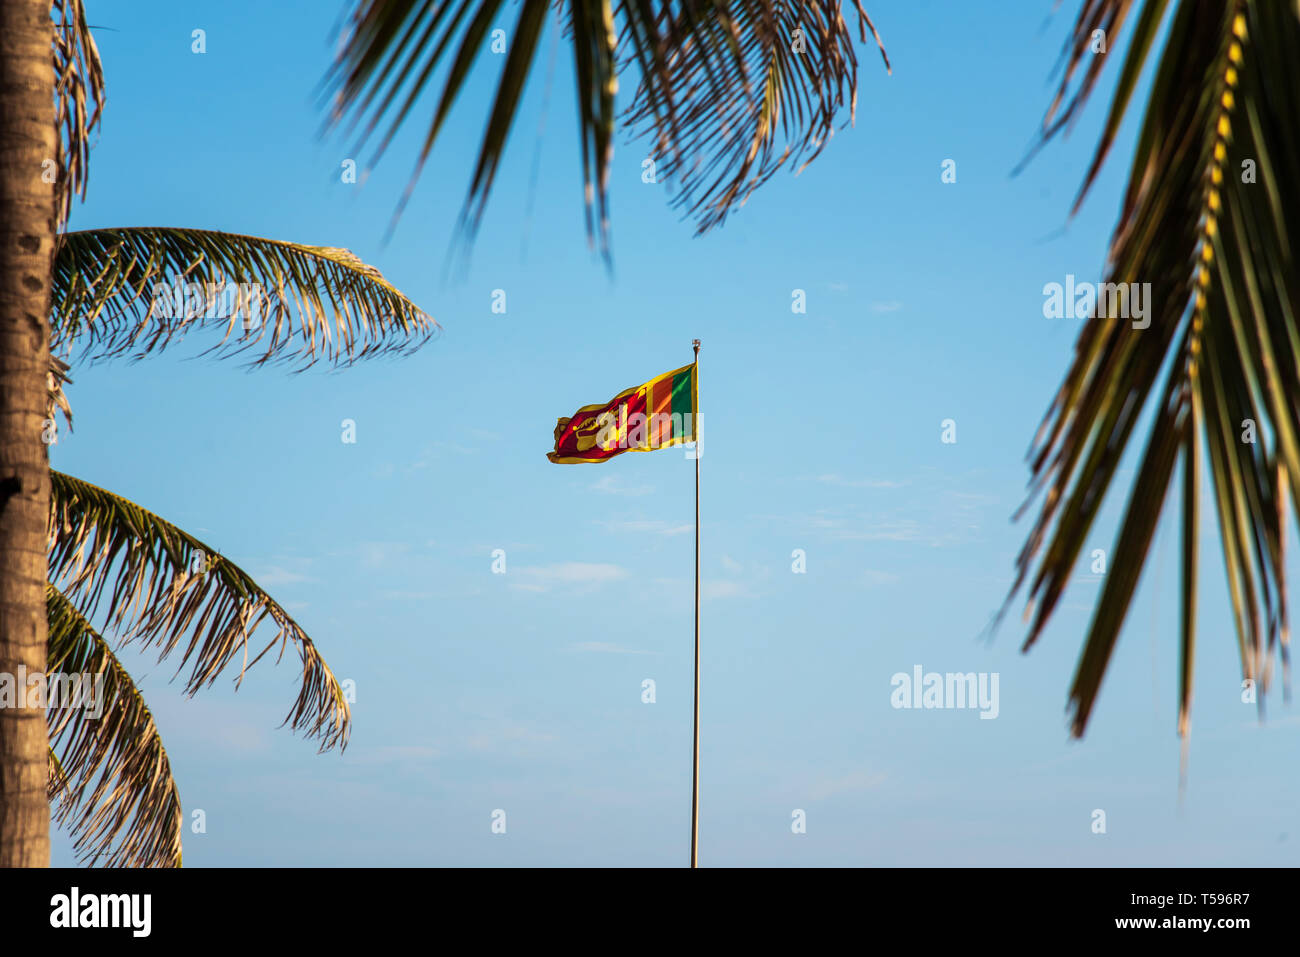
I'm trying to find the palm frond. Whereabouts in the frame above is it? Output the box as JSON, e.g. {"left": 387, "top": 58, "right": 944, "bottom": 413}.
{"left": 1008, "top": 0, "right": 1300, "bottom": 739}
{"left": 322, "top": 0, "right": 548, "bottom": 243}
{"left": 49, "top": 471, "right": 351, "bottom": 751}
{"left": 51, "top": 0, "right": 105, "bottom": 232}
{"left": 47, "top": 584, "right": 183, "bottom": 868}
{"left": 51, "top": 227, "right": 437, "bottom": 370}
{"left": 567, "top": 0, "right": 618, "bottom": 252}
{"left": 623, "top": 0, "right": 889, "bottom": 235}
{"left": 47, "top": 354, "right": 72, "bottom": 433}
{"left": 321, "top": 0, "right": 888, "bottom": 252}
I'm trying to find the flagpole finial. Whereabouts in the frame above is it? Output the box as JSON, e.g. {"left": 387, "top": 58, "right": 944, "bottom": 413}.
{"left": 692, "top": 338, "right": 700, "bottom": 356}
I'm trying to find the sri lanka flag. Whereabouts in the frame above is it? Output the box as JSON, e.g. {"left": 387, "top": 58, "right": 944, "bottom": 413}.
{"left": 547, "top": 362, "right": 698, "bottom": 464}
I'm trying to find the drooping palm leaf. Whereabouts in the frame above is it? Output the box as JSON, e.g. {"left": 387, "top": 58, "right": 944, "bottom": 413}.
{"left": 321, "top": 0, "right": 888, "bottom": 252}
{"left": 48, "top": 471, "right": 351, "bottom": 751}
{"left": 51, "top": 0, "right": 105, "bottom": 231}
{"left": 622, "top": 0, "right": 889, "bottom": 235}
{"left": 47, "top": 354, "right": 72, "bottom": 433}
{"left": 47, "top": 585, "right": 183, "bottom": 868}
{"left": 50, "top": 227, "right": 437, "bottom": 369}
{"left": 1008, "top": 0, "right": 1299, "bottom": 738}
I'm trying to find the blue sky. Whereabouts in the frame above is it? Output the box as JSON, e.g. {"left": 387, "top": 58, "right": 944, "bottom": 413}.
{"left": 50, "top": 0, "right": 1299, "bottom": 866}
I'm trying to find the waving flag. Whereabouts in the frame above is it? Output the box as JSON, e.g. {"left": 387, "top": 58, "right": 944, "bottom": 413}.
{"left": 547, "top": 361, "right": 698, "bottom": 464}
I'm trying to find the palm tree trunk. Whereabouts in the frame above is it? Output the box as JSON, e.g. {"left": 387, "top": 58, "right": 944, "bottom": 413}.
{"left": 0, "top": 0, "right": 55, "bottom": 867}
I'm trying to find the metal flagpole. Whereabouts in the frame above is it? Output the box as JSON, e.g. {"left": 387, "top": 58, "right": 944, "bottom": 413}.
{"left": 691, "top": 338, "right": 701, "bottom": 868}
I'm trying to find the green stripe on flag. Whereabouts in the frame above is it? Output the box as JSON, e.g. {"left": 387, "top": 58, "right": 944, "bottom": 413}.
{"left": 671, "top": 368, "right": 693, "bottom": 439}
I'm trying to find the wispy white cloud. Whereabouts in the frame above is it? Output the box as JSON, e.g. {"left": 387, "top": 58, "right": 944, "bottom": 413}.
{"left": 249, "top": 565, "right": 316, "bottom": 586}
{"left": 473, "top": 542, "right": 539, "bottom": 554}
{"left": 374, "top": 441, "right": 483, "bottom": 479}
{"left": 703, "top": 580, "right": 752, "bottom": 600}
{"left": 599, "top": 519, "right": 692, "bottom": 536}
{"left": 770, "top": 474, "right": 1001, "bottom": 548}
{"left": 354, "top": 723, "right": 555, "bottom": 762}
{"left": 355, "top": 745, "right": 443, "bottom": 764}
{"left": 833, "top": 519, "right": 926, "bottom": 542}
{"left": 590, "top": 474, "right": 653, "bottom": 496}
{"left": 514, "top": 562, "right": 629, "bottom": 593}
{"left": 871, "top": 301, "right": 903, "bottom": 313}
{"left": 804, "top": 513, "right": 924, "bottom": 541}
{"left": 525, "top": 562, "right": 627, "bottom": 584}
{"left": 466, "top": 723, "right": 556, "bottom": 753}
{"left": 814, "top": 473, "right": 906, "bottom": 489}
{"left": 357, "top": 541, "right": 412, "bottom": 568}
{"left": 807, "top": 769, "right": 888, "bottom": 800}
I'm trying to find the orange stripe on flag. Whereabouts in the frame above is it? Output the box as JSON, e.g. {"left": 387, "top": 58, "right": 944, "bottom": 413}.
{"left": 651, "top": 374, "right": 673, "bottom": 445}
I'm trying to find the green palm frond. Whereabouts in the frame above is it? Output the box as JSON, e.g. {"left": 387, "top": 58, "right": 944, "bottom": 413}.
{"left": 51, "top": 227, "right": 437, "bottom": 370}
{"left": 321, "top": 0, "right": 888, "bottom": 253}
{"left": 1008, "top": 0, "right": 1299, "bottom": 739}
{"left": 49, "top": 471, "right": 351, "bottom": 752}
{"left": 47, "top": 585, "right": 183, "bottom": 868}
{"left": 51, "top": 0, "right": 105, "bottom": 231}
